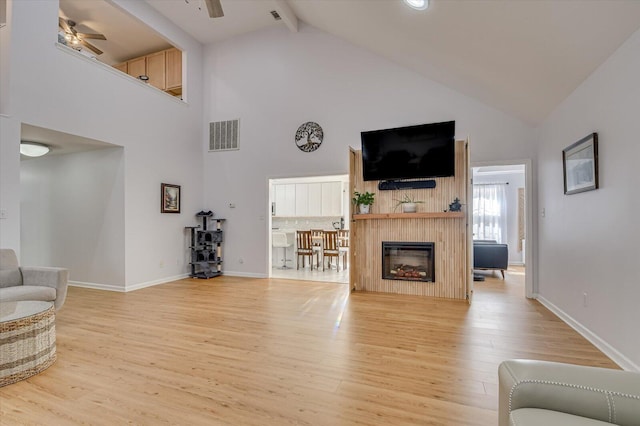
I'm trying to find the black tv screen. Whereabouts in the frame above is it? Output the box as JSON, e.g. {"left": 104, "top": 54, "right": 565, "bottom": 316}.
{"left": 361, "top": 121, "right": 455, "bottom": 181}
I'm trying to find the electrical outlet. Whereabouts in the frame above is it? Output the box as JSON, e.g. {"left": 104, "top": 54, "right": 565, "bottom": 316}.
{"left": 0, "top": 209, "right": 7, "bottom": 219}
{"left": 159, "top": 260, "right": 164, "bottom": 268}
{"left": 541, "top": 208, "right": 546, "bottom": 218}
{"left": 583, "top": 292, "right": 588, "bottom": 307}
{"left": 238, "top": 258, "right": 244, "bottom": 264}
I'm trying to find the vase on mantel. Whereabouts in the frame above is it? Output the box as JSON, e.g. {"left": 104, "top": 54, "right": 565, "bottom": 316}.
{"left": 359, "top": 204, "right": 370, "bottom": 214}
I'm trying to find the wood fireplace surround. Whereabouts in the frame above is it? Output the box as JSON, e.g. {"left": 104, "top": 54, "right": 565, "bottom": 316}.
{"left": 348, "top": 140, "right": 471, "bottom": 300}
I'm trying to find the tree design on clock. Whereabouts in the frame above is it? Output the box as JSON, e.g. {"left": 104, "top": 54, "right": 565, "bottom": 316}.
{"left": 295, "top": 122, "right": 324, "bottom": 152}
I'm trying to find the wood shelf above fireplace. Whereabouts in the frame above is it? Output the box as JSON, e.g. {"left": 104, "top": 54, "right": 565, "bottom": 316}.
{"left": 353, "top": 212, "right": 465, "bottom": 220}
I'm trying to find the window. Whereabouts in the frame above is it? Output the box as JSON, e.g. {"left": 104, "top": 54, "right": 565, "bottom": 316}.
{"left": 472, "top": 184, "right": 507, "bottom": 243}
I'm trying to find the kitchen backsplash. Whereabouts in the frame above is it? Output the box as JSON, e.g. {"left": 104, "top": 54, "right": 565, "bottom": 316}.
{"left": 272, "top": 216, "right": 347, "bottom": 231}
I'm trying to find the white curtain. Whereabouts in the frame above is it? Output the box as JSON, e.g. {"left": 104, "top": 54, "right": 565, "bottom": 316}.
{"left": 473, "top": 184, "right": 507, "bottom": 243}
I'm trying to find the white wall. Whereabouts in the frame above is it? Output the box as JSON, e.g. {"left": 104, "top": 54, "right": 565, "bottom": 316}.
{"left": 474, "top": 171, "right": 526, "bottom": 264}
{"left": 2, "top": 0, "right": 205, "bottom": 289}
{"left": 0, "top": 0, "right": 10, "bottom": 115}
{"left": 203, "top": 24, "right": 535, "bottom": 277}
{"left": 20, "top": 148, "right": 125, "bottom": 288}
{"left": 0, "top": 116, "right": 20, "bottom": 252}
{"left": 537, "top": 28, "right": 640, "bottom": 370}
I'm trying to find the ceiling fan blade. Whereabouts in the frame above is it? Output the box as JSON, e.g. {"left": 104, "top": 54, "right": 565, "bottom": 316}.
{"left": 204, "top": 0, "right": 224, "bottom": 18}
{"left": 59, "top": 17, "right": 72, "bottom": 33}
{"left": 78, "top": 32, "right": 106, "bottom": 40}
{"left": 79, "top": 39, "right": 103, "bottom": 55}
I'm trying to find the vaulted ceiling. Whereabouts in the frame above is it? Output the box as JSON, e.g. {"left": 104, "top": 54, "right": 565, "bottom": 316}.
{"left": 61, "top": 0, "right": 640, "bottom": 125}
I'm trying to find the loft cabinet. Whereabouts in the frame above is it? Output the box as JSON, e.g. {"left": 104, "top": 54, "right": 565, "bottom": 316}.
{"left": 274, "top": 182, "right": 343, "bottom": 217}
{"left": 165, "top": 48, "right": 182, "bottom": 93}
{"left": 114, "top": 47, "right": 182, "bottom": 96}
{"left": 126, "top": 57, "right": 146, "bottom": 80}
{"left": 113, "top": 62, "right": 127, "bottom": 73}
{"left": 146, "top": 50, "right": 166, "bottom": 90}
{"left": 127, "top": 52, "right": 164, "bottom": 90}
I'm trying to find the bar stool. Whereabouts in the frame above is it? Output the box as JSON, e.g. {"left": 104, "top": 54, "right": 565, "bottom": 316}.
{"left": 272, "top": 232, "right": 292, "bottom": 269}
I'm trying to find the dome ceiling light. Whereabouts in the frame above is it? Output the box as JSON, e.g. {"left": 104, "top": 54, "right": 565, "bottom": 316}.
{"left": 403, "top": 0, "right": 429, "bottom": 11}
{"left": 20, "top": 142, "right": 50, "bottom": 157}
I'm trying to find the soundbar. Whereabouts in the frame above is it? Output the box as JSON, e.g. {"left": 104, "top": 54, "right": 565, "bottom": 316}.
{"left": 378, "top": 180, "right": 437, "bottom": 190}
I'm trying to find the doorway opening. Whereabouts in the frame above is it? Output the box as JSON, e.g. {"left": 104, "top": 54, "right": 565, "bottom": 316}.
{"left": 19, "top": 123, "right": 125, "bottom": 288}
{"left": 471, "top": 162, "right": 532, "bottom": 297}
{"left": 268, "top": 174, "right": 349, "bottom": 284}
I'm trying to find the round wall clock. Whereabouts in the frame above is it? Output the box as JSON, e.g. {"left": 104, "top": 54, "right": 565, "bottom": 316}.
{"left": 295, "top": 122, "right": 323, "bottom": 152}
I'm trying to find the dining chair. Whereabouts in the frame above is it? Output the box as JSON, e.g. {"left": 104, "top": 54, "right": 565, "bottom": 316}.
{"left": 322, "top": 230, "right": 340, "bottom": 271}
{"left": 337, "top": 229, "right": 349, "bottom": 270}
{"left": 310, "top": 229, "right": 324, "bottom": 267}
{"left": 295, "top": 230, "right": 316, "bottom": 270}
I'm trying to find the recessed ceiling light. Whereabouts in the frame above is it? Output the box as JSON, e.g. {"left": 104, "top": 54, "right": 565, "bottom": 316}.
{"left": 404, "top": 0, "right": 429, "bottom": 11}
{"left": 20, "top": 142, "right": 50, "bottom": 157}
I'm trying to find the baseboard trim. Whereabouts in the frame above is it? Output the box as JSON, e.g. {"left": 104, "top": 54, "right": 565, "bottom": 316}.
{"left": 69, "top": 281, "right": 126, "bottom": 292}
{"left": 125, "top": 274, "right": 191, "bottom": 292}
{"left": 222, "top": 271, "right": 268, "bottom": 279}
{"left": 69, "top": 273, "right": 190, "bottom": 293}
{"left": 536, "top": 295, "right": 640, "bottom": 372}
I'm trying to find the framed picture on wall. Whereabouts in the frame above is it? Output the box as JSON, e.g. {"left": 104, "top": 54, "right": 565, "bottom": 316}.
{"left": 562, "top": 133, "right": 598, "bottom": 195}
{"left": 161, "top": 183, "right": 181, "bottom": 213}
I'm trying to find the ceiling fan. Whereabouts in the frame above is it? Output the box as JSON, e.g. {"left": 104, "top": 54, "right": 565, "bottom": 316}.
{"left": 58, "top": 17, "right": 107, "bottom": 55}
{"left": 186, "top": 0, "right": 224, "bottom": 18}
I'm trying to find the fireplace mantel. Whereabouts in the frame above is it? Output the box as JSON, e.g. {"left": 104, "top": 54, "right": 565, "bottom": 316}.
{"left": 353, "top": 212, "right": 464, "bottom": 220}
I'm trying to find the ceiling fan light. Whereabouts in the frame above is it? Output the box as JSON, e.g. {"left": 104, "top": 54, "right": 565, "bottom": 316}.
{"left": 404, "top": 0, "right": 429, "bottom": 11}
{"left": 20, "top": 142, "right": 50, "bottom": 157}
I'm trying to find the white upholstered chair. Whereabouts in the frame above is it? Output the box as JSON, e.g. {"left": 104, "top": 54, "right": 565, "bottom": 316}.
{"left": 0, "top": 249, "right": 69, "bottom": 310}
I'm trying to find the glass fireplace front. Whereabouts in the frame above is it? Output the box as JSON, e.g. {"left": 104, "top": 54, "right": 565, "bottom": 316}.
{"left": 382, "top": 242, "right": 434, "bottom": 282}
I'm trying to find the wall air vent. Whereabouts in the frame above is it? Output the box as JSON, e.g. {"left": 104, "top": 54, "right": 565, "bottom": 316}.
{"left": 209, "top": 119, "right": 239, "bottom": 152}
{"left": 270, "top": 10, "right": 282, "bottom": 21}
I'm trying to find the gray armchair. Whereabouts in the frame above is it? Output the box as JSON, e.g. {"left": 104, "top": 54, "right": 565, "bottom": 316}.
{"left": 0, "top": 249, "right": 68, "bottom": 310}
{"left": 499, "top": 359, "right": 640, "bottom": 425}
{"left": 473, "top": 239, "right": 509, "bottom": 279}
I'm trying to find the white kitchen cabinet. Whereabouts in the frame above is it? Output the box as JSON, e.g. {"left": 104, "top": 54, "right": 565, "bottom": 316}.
{"left": 307, "top": 183, "right": 322, "bottom": 216}
{"left": 321, "top": 182, "right": 342, "bottom": 216}
{"left": 295, "top": 184, "right": 309, "bottom": 216}
{"left": 274, "top": 184, "right": 295, "bottom": 216}
{"left": 274, "top": 181, "right": 343, "bottom": 217}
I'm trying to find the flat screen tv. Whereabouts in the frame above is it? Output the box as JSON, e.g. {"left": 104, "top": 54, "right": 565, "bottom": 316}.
{"left": 360, "top": 121, "right": 455, "bottom": 181}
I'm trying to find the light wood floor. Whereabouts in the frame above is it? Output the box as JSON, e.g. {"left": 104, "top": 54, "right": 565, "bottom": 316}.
{"left": 0, "top": 268, "right": 617, "bottom": 425}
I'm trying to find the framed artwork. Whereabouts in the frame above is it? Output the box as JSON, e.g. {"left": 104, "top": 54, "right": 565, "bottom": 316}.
{"left": 295, "top": 122, "right": 323, "bottom": 152}
{"left": 161, "top": 183, "right": 181, "bottom": 213}
{"left": 563, "top": 133, "right": 598, "bottom": 195}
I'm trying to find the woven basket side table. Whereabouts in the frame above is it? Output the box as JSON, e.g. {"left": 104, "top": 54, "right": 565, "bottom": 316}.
{"left": 0, "top": 301, "right": 56, "bottom": 387}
